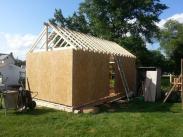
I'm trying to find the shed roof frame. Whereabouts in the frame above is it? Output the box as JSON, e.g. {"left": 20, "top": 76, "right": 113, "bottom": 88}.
{"left": 28, "top": 22, "right": 136, "bottom": 58}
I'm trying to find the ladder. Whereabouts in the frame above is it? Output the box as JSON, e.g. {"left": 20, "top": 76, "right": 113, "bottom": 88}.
{"left": 114, "top": 56, "right": 130, "bottom": 101}
{"left": 163, "top": 74, "right": 182, "bottom": 103}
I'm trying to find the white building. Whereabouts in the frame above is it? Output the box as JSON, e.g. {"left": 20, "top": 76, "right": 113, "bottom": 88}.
{"left": 0, "top": 53, "right": 15, "bottom": 67}
{"left": 0, "top": 53, "right": 25, "bottom": 87}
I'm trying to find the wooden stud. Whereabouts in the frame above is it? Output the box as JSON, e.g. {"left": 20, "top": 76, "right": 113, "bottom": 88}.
{"left": 45, "top": 23, "right": 49, "bottom": 51}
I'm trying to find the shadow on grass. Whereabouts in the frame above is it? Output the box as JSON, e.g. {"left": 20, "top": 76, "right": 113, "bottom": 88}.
{"left": 98, "top": 98, "right": 182, "bottom": 114}
{"left": 14, "top": 107, "right": 58, "bottom": 116}
{"left": 3, "top": 98, "right": 181, "bottom": 116}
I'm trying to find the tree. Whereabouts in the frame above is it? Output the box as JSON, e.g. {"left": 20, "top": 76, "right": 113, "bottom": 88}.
{"left": 49, "top": 9, "right": 90, "bottom": 34}
{"left": 79, "top": 0, "right": 167, "bottom": 43}
{"left": 160, "top": 20, "right": 183, "bottom": 73}
{"left": 15, "top": 59, "right": 25, "bottom": 67}
{"left": 50, "top": 0, "right": 167, "bottom": 67}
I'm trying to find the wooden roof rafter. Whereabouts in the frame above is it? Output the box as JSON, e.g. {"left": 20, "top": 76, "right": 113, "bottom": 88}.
{"left": 28, "top": 22, "right": 136, "bottom": 58}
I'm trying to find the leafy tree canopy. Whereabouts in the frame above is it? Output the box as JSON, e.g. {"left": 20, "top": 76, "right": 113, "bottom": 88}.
{"left": 160, "top": 20, "right": 183, "bottom": 57}
{"left": 50, "top": 0, "right": 167, "bottom": 67}
{"left": 160, "top": 20, "right": 183, "bottom": 73}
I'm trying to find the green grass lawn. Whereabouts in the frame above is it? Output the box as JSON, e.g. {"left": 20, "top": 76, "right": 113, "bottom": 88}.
{"left": 0, "top": 99, "right": 183, "bottom": 137}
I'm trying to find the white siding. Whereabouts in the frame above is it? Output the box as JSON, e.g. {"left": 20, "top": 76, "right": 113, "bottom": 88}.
{"left": 0, "top": 55, "right": 15, "bottom": 67}
{"left": 0, "top": 64, "right": 25, "bottom": 86}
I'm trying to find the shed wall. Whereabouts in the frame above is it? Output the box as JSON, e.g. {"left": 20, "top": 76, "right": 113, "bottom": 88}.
{"left": 26, "top": 49, "right": 136, "bottom": 108}
{"left": 26, "top": 49, "right": 73, "bottom": 106}
{"left": 115, "top": 56, "right": 136, "bottom": 95}
{"left": 72, "top": 50, "right": 110, "bottom": 107}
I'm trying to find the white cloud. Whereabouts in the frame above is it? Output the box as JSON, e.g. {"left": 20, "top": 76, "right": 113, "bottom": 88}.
{"left": 0, "top": 32, "right": 36, "bottom": 59}
{"left": 157, "top": 13, "right": 183, "bottom": 28}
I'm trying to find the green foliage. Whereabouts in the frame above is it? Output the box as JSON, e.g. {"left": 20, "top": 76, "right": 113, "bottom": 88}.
{"left": 15, "top": 59, "right": 25, "bottom": 67}
{"left": 49, "top": 9, "right": 90, "bottom": 34}
{"left": 79, "top": 0, "right": 167, "bottom": 42}
{"left": 161, "top": 76, "right": 171, "bottom": 92}
{"left": 160, "top": 20, "right": 183, "bottom": 73}
{"left": 50, "top": 0, "right": 167, "bottom": 68}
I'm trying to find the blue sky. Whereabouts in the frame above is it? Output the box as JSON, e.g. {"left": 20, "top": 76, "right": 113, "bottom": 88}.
{"left": 0, "top": 0, "right": 183, "bottom": 59}
{"left": 160, "top": 0, "right": 183, "bottom": 19}
{"left": 0, "top": 0, "right": 83, "bottom": 34}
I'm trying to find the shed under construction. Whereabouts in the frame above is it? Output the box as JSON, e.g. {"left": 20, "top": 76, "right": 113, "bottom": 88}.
{"left": 26, "top": 22, "right": 136, "bottom": 112}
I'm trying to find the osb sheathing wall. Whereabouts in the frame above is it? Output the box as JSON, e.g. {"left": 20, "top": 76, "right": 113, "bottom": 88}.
{"left": 26, "top": 49, "right": 136, "bottom": 107}
{"left": 26, "top": 49, "right": 73, "bottom": 106}
{"left": 72, "top": 50, "right": 110, "bottom": 107}
{"left": 114, "top": 56, "right": 136, "bottom": 96}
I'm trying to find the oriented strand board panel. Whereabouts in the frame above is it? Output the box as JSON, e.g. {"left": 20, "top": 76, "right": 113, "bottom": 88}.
{"left": 72, "top": 50, "right": 110, "bottom": 107}
{"left": 115, "top": 56, "right": 136, "bottom": 95}
{"left": 26, "top": 49, "right": 73, "bottom": 106}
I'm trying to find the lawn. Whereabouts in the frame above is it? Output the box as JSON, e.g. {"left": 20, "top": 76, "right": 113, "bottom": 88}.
{"left": 0, "top": 99, "right": 183, "bottom": 137}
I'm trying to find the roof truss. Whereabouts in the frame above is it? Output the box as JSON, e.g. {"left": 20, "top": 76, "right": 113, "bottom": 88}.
{"left": 28, "top": 22, "right": 135, "bottom": 58}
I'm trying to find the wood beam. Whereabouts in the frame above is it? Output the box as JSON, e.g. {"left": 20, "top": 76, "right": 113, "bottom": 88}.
{"left": 44, "top": 22, "right": 49, "bottom": 51}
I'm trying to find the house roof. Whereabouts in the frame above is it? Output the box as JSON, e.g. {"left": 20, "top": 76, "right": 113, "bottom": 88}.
{"left": 0, "top": 53, "right": 15, "bottom": 61}
{"left": 29, "top": 22, "right": 136, "bottom": 58}
{"left": 0, "top": 54, "right": 9, "bottom": 60}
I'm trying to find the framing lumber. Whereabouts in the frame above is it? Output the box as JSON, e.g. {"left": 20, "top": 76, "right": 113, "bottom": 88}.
{"left": 34, "top": 99, "right": 73, "bottom": 112}
{"left": 47, "top": 22, "right": 76, "bottom": 49}
{"left": 28, "top": 21, "right": 136, "bottom": 58}
{"left": 163, "top": 74, "right": 182, "bottom": 103}
{"left": 29, "top": 27, "right": 46, "bottom": 52}
{"left": 45, "top": 23, "right": 48, "bottom": 51}
{"left": 73, "top": 93, "right": 124, "bottom": 109}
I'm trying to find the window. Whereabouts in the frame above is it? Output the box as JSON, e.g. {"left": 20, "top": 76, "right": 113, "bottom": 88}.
{"left": 0, "top": 60, "right": 4, "bottom": 64}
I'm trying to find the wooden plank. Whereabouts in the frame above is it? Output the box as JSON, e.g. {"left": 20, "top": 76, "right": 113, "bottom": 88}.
{"left": 61, "top": 28, "right": 91, "bottom": 51}
{"left": 163, "top": 74, "right": 182, "bottom": 103}
{"left": 52, "top": 37, "right": 63, "bottom": 48}
{"left": 163, "top": 83, "right": 176, "bottom": 103}
{"left": 45, "top": 23, "right": 48, "bottom": 51}
{"left": 29, "top": 22, "right": 136, "bottom": 58}
{"left": 40, "top": 32, "right": 57, "bottom": 49}
{"left": 47, "top": 22, "right": 76, "bottom": 49}
{"left": 54, "top": 25, "right": 85, "bottom": 50}
{"left": 76, "top": 32, "right": 106, "bottom": 53}
{"left": 34, "top": 99, "right": 73, "bottom": 112}
{"left": 74, "top": 93, "right": 123, "bottom": 109}
{"left": 29, "top": 27, "right": 46, "bottom": 52}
